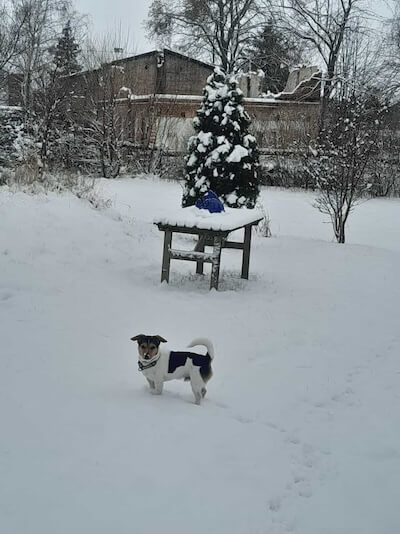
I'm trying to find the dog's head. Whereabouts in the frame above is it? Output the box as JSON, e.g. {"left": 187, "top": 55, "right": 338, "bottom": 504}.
{"left": 130, "top": 334, "right": 167, "bottom": 360}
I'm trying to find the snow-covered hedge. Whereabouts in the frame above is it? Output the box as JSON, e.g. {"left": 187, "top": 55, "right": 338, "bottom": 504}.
{"left": 0, "top": 106, "right": 25, "bottom": 167}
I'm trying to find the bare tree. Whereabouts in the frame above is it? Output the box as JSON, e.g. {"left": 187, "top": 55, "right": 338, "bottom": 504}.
{"left": 384, "top": 6, "right": 400, "bottom": 98}
{"left": 32, "top": 21, "right": 82, "bottom": 173}
{"left": 308, "top": 96, "right": 382, "bottom": 243}
{"left": 146, "top": 0, "right": 265, "bottom": 71}
{"left": 75, "top": 33, "right": 137, "bottom": 178}
{"left": 83, "top": 66, "right": 124, "bottom": 178}
{"left": 277, "top": 0, "right": 365, "bottom": 127}
{"left": 0, "top": 1, "right": 27, "bottom": 72}
{"left": 13, "top": 0, "right": 74, "bottom": 116}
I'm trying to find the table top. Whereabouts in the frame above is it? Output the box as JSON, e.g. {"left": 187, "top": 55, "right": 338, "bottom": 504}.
{"left": 154, "top": 206, "right": 264, "bottom": 232}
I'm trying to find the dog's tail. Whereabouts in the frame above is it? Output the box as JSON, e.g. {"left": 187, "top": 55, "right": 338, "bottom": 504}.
{"left": 187, "top": 338, "right": 215, "bottom": 360}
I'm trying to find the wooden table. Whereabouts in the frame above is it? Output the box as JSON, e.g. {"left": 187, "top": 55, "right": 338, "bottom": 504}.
{"left": 154, "top": 208, "right": 263, "bottom": 290}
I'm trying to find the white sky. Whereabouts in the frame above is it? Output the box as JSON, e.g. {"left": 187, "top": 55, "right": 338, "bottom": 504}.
{"left": 74, "top": 0, "right": 154, "bottom": 55}
{"left": 73, "top": 0, "right": 395, "bottom": 58}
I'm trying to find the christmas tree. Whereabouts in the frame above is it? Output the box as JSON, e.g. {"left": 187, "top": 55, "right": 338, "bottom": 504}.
{"left": 53, "top": 21, "right": 82, "bottom": 76}
{"left": 182, "top": 67, "right": 260, "bottom": 209}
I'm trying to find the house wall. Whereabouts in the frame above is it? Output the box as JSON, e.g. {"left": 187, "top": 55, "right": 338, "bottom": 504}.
{"left": 247, "top": 101, "right": 320, "bottom": 148}
{"left": 68, "top": 53, "right": 160, "bottom": 110}
{"left": 115, "top": 53, "right": 160, "bottom": 94}
{"left": 116, "top": 96, "right": 320, "bottom": 151}
{"left": 284, "top": 66, "right": 319, "bottom": 93}
{"left": 163, "top": 52, "right": 213, "bottom": 95}
{"left": 68, "top": 50, "right": 212, "bottom": 108}
{"left": 239, "top": 73, "right": 263, "bottom": 98}
{"left": 66, "top": 49, "right": 320, "bottom": 151}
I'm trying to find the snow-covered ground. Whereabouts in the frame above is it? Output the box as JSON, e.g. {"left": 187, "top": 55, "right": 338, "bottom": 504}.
{"left": 1, "top": 177, "right": 399, "bottom": 534}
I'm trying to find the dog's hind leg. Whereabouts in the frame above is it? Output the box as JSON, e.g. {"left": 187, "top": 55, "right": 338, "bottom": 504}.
{"left": 190, "top": 369, "right": 205, "bottom": 405}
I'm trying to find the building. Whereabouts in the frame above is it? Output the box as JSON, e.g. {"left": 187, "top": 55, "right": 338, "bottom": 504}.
{"left": 4, "top": 48, "right": 322, "bottom": 151}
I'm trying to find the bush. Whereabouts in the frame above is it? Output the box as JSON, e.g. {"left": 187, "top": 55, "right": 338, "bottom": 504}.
{"left": 259, "top": 153, "right": 316, "bottom": 189}
{"left": 4, "top": 166, "right": 111, "bottom": 209}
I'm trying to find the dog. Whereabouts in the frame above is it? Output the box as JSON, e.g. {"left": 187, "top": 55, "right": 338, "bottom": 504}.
{"left": 130, "top": 334, "right": 214, "bottom": 405}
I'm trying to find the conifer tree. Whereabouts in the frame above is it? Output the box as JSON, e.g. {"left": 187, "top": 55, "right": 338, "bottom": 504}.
{"left": 245, "top": 20, "right": 303, "bottom": 93}
{"left": 182, "top": 67, "right": 260, "bottom": 209}
{"left": 53, "top": 20, "right": 81, "bottom": 76}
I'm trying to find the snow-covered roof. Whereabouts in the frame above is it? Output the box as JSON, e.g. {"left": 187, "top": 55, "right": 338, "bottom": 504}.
{"left": 114, "top": 94, "right": 319, "bottom": 106}
{"left": 111, "top": 48, "right": 213, "bottom": 70}
{"left": 154, "top": 206, "right": 263, "bottom": 232}
{"left": 0, "top": 105, "right": 22, "bottom": 111}
{"left": 128, "top": 94, "right": 203, "bottom": 102}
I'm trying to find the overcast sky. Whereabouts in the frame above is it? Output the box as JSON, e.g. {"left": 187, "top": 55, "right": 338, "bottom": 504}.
{"left": 73, "top": 0, "right": 394, "bottom": 58}
{"left": 74, "top": 0, "right": 154, "bottom": 54}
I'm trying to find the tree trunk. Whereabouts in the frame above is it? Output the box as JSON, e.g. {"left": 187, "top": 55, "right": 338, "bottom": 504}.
{"left": 338, "top": 223, "right": 345, "bottom": 243}
{"left": 320, "top": 66, "right": 334, "bottom": 131}
{"left": 334, "top": 215, "right": 346, "bottom": 243}
{"left": 332, "top": 213, "right": 347, "bottom": 243}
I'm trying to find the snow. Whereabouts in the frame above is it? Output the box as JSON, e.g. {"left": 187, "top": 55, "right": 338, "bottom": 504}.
{"left": 186, "top": 152, "right": 197, "bottom": 167}
{"left": 1, "top": 177, "right": 400, "bottom": 534}
{"left": 243, "top": 133, "right": 256, "bottom": 147}
{"left": 205, "top": 139, "right": 231, "bottom": 166}
{"left": 226, "top": 144, "right": 249, "bottom": 163}
{"left": 128, "top": 94, "right": 203, "bottom": 102}
{"left": 154, "top": 205, "right": 263, "bottom": 230}
{"left": 0, "top": 105, "right": 23, "bottom": 112}
{"left": 197, "top": 131, "right": 213, "bottom": 147}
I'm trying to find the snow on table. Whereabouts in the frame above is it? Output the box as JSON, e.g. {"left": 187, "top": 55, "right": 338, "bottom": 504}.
{"left": 154, "top": 206, "right": 264, "bottom": 232}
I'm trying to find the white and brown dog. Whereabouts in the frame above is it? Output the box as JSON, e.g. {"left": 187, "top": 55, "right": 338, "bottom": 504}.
{"left": 130, "top": 334, "right": 214, "bottom": 405}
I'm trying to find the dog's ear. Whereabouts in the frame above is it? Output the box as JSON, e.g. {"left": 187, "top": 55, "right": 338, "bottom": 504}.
{"left": 130, "top": 334, "right": 145, "bottom": 343}
{"left": 154, "top": 335, "right": 168, "bottom": 343}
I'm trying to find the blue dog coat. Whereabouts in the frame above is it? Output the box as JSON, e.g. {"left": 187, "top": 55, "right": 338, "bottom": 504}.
{"left": 168, "top": 351, "right": 212, "bottom": 380}
{"left": 195, "top": 191, "right": 224, "bottom": 213}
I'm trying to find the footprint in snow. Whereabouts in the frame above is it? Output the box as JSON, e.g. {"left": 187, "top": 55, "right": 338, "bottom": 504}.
{"left": 298, "top": 484, "right": 313, "bottom": 498}
{"left": 286, "top": 434, "right": 301, "bottom": 445}
{"left": 268, "top": 496, "right": 282, "bottom": 512}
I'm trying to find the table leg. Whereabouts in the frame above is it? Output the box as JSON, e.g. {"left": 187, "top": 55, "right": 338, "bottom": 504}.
{"left": 161, "top": 230, "right": 172, "bottom": 283}
{"left": 241, "top": 225, "right": 252, "bottom": 279}
{"left": 210, "top": 236, "right": 223, "bottom": 290}
{"left": 195, "top": 236, "right": 205, "bottom": 275}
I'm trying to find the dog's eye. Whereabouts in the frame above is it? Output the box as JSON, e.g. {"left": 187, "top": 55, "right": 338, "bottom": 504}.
{"left": 140, "top": 344, "right": 146, "bottom": 349}
{"left": 150, "top": 345, "right": 156, "bottom": 351}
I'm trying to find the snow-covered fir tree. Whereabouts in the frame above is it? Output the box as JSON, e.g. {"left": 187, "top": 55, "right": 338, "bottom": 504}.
{"left": 53, "top": 20, "right": 81, "bottom": 76}
{"left": 182, "top": 67, "right": 260, "bottom": 208}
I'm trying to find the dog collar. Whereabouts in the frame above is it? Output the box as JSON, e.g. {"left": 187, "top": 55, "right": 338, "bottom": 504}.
{"left": 138, "top": 357, "right": 159, "bottom": 372}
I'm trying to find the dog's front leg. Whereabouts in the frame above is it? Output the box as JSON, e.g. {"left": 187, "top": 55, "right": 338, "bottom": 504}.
{"left": 152, "top": 382, "right": 164, "bottom": 395}
{"left": 193, "top": 391, "right": 202, "bottom": 405}
{"left": 147, "top": 378, "right": 155, "bottom": 390}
